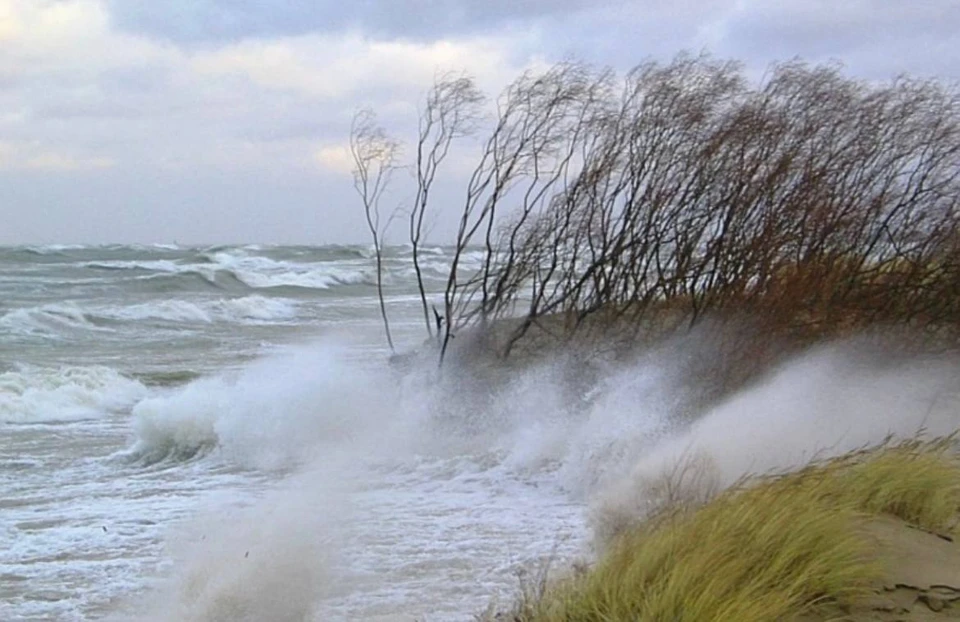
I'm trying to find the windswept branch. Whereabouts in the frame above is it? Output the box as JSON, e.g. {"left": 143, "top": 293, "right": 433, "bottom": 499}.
{"left": 350, "top": 108, "right": 399, "bottom": 353}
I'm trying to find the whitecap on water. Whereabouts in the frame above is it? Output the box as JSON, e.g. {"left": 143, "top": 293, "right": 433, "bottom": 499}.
{"left": 0, "top": 365, "right": 147, "bottom": 423}
{"left": 0, "top": 302, "right": 109, "bottom": 337}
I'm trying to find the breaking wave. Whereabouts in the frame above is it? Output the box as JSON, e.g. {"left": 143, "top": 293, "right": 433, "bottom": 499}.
{"left": 82, "top": 252, "right": 374, "bottom": 291}
{"left": 85, "top": 259, "right": 185, "bottom": 273}
{"left": 84, "top": 259, "right": 222, "bottom": 287}
{"left": 124, "top": 345, "right": 391, "bottom": 467}
{"left": 99, "top": 296, "right": 299, "bottom": 324}
{"left": 0, "top": 365, "right": 147, "bottom": 423}
{"left": 0, "top": 296, "right": 299, "bottom": 337}
{"left": 203, "top": 252, "right": 373, "bottom": 290}
{"left": 0, "top": 302, "right": 108, "bottom": 336}
{"left": 117, "top": 338, "right": 960, "bottom": 619}
{"left": 124, "top": 339, "right": 960, "bottom": 489}
{"left": 21, "top": 244, "right": 89, "bottom": 256}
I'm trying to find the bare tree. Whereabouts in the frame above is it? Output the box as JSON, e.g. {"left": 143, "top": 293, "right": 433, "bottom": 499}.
{"left": 439, "top": 62, "right": 607, "bottom": 362}
{"left": 354, "top": 54, "right": 960, "bottom": 363}
{"left": 439, "top": 55, "right": 960, "bottom": 360}
{"left": 411, "top": 73, "right": 484, "bottom": 341}
{"left": 350, "top": 108, "right": 399, "bottom": 353}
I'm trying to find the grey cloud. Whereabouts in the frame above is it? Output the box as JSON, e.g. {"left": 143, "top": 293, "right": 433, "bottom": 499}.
{"left": 5, "top": 0, "right": 959, "bottom": 245}
{"left": 704, "top": 0, "right": 960, "bottom": 78}
{"left": 107, "top": 0, "right": 616, "bottom": 43}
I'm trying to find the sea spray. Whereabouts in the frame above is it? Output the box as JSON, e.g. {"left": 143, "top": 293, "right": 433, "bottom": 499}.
{"left": 119, "top": 337, "right": 960, "bottom": 619}
{"left": 126, "top": 344, "right": 402, "bottom": 469}
{"left": 591, "top": 343, "right": 960, "bottom": 543}
{"left": 131, "top": 470, "right": 343, "bottom": 622}
{"left": 120, "top": 342, "right": 593, "bottom": 619}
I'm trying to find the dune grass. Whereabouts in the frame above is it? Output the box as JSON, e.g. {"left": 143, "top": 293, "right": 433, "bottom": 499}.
{"left": 795, "top": 437, "right": 960, "bottom": 533}
{"left": 501, "top": 438, "right": 960, "bottom": 622}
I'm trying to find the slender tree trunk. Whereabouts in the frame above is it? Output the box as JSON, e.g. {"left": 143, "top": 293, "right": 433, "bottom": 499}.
{"left": 411, "top": 242, "right": 432, "bottom": 338}
{"left": 375, "top": 248, "right": 395, "bottom": 352}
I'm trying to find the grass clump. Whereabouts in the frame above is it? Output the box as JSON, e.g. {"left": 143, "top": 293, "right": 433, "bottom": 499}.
{"left": 505, "top": 438, "right": 960, "bottom": 622}
{"left": 820, "top": 438, "right": 960, "bottom": 532}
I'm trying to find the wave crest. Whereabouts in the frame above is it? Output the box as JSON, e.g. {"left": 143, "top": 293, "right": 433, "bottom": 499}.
{"left": 126, "top": 346, "right": 388, "bottom": 469}
{"left": 0, "top": 302, "right": 106, "bottom": 336}
{"left": 82, "top": 252, "right": 375, "bottom": 291}
{"left": 101, "top": 296, "right": 298, "bottom": 325}
{"left": 0, "top": 365, "right": 147, "bottom": 423}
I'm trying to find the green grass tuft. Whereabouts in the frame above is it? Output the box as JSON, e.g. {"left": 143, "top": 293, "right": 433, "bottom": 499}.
{"left": 822, "top": 438, "right": 960, "bottom": 532}
{"left": 504, "top": 437, "right": 960, "bottom": 622}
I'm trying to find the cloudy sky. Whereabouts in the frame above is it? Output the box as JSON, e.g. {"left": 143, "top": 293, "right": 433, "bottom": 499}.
{"left": 1, "top": 0, "right": 958, "bottom": 244}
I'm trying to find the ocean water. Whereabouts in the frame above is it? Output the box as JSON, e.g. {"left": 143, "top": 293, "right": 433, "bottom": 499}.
{"left": 0, "top": 243, "right": 596, "bottom": 622}
{"left": 3, "top": 244, "right": 960, "bottom": 622}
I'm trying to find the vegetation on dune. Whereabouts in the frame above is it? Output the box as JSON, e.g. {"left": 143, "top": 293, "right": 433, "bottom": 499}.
{"left": 488, "top": 439, "right": 960, "bottom": 622}
{"left": 352, "top": 53, "right": 960, "bottom": 364}
{"left": 818, "top": 438, "right": 960, "bottom": 532}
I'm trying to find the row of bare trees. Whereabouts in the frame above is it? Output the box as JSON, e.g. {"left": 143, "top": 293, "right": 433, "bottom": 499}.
{"left": 351, "top": 54, "right": 960, "bottom": 362}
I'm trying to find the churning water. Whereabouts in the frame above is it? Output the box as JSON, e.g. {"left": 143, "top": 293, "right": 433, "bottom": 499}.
{"left": 2, "top": 243, "right": 959, "bottom": 621}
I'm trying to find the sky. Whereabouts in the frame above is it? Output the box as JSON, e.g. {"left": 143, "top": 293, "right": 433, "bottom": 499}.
{"left": 1, "top": 0, "right": 958, "bottom": 245}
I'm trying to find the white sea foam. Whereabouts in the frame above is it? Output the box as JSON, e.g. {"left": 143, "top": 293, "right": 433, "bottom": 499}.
{"left": 0, "top": 365, "right": 147, "bottom": 423}
{"left": 208, "top": 252, "right": 372, "bottom": 289}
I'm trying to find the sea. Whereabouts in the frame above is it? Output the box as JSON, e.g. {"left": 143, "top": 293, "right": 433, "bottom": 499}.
{"left": 4, "top": 243, "right": 960, "bottom": 621}
{"left": 0, "top": 243, "right": 603, "bottom": 622}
